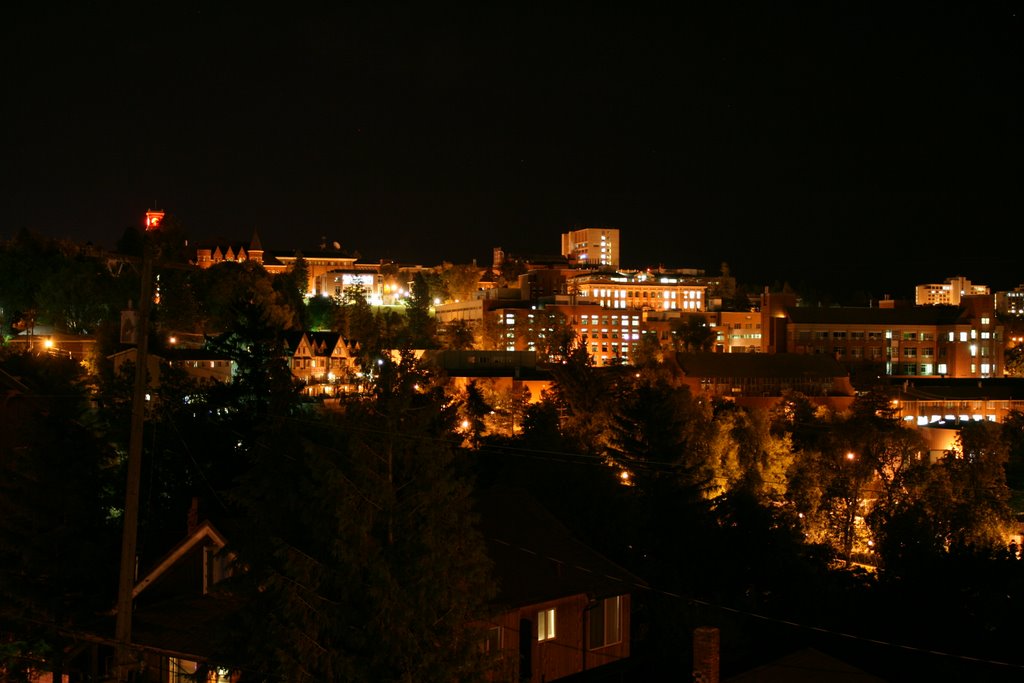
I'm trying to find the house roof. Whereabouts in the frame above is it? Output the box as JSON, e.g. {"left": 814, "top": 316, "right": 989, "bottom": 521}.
{"left": 672, "top": 352, "right": 849, "bottom": 379}
{"left": 475, "top": 486, "right": 645, "bottom": 609}
{"left": 725, "top": 647, "right": 885, "bottom": 682}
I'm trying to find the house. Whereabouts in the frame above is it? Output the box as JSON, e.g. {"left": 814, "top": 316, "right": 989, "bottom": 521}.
{"left": 474, "top": 486, "right": 643, "bottom": 682}
{"left": 129, "top": 520, "right": 240, "bottom": 682}
{"left": 282, "top": 331, "right": 360, "bottom": 395}
{"left": 108, "top": 347, "right": 235, "bottom": 386}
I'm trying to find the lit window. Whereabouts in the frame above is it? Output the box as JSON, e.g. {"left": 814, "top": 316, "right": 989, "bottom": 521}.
{"left": 169, "top": 658, "right": 199, "bottom": 683}
{"left": 938, "top": 363, "right": 948, "bottom": 374}
{"left": 537, "top": 608, "right": 556, "bottom": 641}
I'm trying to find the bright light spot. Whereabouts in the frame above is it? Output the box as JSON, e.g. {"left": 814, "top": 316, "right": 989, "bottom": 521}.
{"left": 433, "top": 297, "right": 441, "bottom": 306}
{"left": 169, "top": 336, "right": 177, "bottom": 344}
{"left": 43, "top": 338, "right": 54, "bottom": 349}
{"left": 845, "top": 452, "right": 856, "bottom": 461}
{"left": 460, "top": 419, "right": 471, "bottom": 430}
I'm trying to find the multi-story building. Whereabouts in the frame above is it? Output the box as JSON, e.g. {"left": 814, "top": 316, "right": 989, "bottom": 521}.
{"left": 763, "top": 293, "right": 1003, "bottom": 379}
{"left": 560, "top": 227, "right": 620, "bottom": 269}
{"left": 915, "top": 276, "right": 989, "bottom": 306}
{"left": 194, "top": 232, "right": 428, "bottom": 302}
{"left": 715, "top": 310, "right": 762, "bottom": 353}
{"left": 568, "top": 271, "right": 706, "bottom": 312}
{"left": 995, "top": 284, "right": 1024, "bottom": 318}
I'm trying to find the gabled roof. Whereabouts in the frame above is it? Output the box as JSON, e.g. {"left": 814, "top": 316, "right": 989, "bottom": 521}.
{"left": 725, "top": 647, "right": 885, "bottom": 682}
{"left": 476, "top": 487, "right": 644, "bottom": 608}
{"left": 673, "top": 352, "right": 848, "bottom": 379}
{"left": 132, "top": 520, "right": 227, "bottom": 599}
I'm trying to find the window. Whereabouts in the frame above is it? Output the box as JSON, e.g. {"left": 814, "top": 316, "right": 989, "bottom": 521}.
{"left": 482, "top": 626, "right": 502, "bottom": 654}
{"left": 169, "top": 658, "right": 199, "bottom": 683}
{"left": 538, "top": 608, "right": 556, "bottom": 641}
{"left": 589, "top": 596, "right": 623, "bottom": 649}
{"left": 938, "top": 363, "right": 948, "bottom": 375}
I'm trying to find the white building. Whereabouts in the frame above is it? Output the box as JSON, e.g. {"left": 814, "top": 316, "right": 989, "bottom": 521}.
{"left": 561, "top": 227, "right": 620, "bottom": 269}
{"left": 915, "top": 276, "right": 989, "bottom": 306}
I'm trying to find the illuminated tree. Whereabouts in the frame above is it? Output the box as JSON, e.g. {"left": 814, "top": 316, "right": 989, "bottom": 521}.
{"left": 439, "top": 319, "right": 475, "bottom": 350}
{"left": 404, "top": 272, "right": 437, "bottom": 349}
{"left": 438, "top": 262, "right": 482, "bottom": 303}
{"left": 1004, "top": 345, "right": 1024, "bottom": 378}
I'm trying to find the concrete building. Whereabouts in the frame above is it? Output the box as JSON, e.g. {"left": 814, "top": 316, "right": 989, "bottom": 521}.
{"left": 560, "top": 227, "right": 620, "bottom": 269}
{"left": 915, "top": 276, "right": 990, "bottom": 306}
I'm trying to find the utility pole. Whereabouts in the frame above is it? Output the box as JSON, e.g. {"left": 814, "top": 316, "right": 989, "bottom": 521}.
{"left": 113, "top": 209, "right": 163, "bottom": 681}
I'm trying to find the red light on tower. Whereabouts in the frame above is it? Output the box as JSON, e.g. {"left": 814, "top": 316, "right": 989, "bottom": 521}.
{"left": 145, "top": 210, "right": 165, "bottom": 231}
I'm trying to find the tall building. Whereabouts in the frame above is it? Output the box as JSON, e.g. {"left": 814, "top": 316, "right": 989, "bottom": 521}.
{"left": 561, "top": 227, "right": 619, "bottom": 269}
{"left": 915, "top": 276, "right": 989, "bottom": 306}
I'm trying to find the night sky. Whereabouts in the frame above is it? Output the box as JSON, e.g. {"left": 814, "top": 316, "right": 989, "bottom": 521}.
{"left": 3, "top": 4, "right": 1020, "bottom": 298}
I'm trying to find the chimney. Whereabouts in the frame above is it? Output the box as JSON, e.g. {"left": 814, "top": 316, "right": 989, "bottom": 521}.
{"left": 693, "top": 626, "right": 720, "bottom": 683}
{"left": 187, "top": 497, "right": 199, "bottom": 535}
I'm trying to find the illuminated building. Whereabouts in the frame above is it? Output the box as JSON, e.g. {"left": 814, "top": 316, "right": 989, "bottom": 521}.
{"left": 715, "top": 310, "right": 762, "bottom": 353}
{"left": 914, "top": 276, "right": 989, "bottom": 306}
{"left": 995, "top": 284, "right": 1024, "bottom": 318}
{"left": 560, "top": 227, "right": 620, "bottom": 269}
{"left": 568, "top": 271, "right": 706, "bottom": 312}
{"left": 762, "top": 293, "right": 1004, "bottom": 379}
{"left": 194, "top": 232, "right": 428, "bottom": 302}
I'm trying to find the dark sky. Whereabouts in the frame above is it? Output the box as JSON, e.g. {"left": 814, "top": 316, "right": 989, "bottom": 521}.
{"left": 2, "top": 4, "right": 1020, "bottom": 298}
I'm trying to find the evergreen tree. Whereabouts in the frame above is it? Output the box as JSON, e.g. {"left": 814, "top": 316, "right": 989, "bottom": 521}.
{"left": 224, "top": 355, "right": 493, "bottom": 682}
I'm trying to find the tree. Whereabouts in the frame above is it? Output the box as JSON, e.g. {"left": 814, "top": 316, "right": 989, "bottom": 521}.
{"left": 0, "top": 352, "right": 119, "bottom": 681}
{"left": 404, "top": 272, "right": 437, "bottom": 349}
{"left": 1004, "top": 345, "right": 1024, "bottom": 378}
{"left": 438, "top": 262, "right": 481, "bottom": 303}
{"left": 933, "top": 421, "right": 1013, "bottom": 552}
{"left": 670, "top": 314, "right": 716, "bottom": 352}
{"left": 224, "top": 355, "right": 493, "bottom": 682}
{"left": 440, "top": 319, "right": 475, "bottom": 350}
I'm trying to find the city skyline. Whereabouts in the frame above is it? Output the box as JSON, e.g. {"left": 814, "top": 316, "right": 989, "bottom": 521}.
{"left": 3, "top": 5, "right": 1019, "bottom": 296}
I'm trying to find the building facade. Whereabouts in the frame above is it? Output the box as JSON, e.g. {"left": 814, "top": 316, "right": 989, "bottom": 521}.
{"left": 914, "top": 276, "right": 990, "bottom": 306}
{"left": 764, "top": 294, "right": 1004, "bottom": 379}
{"left": 560, "top": 227, "right": 620, "bottom": 269}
